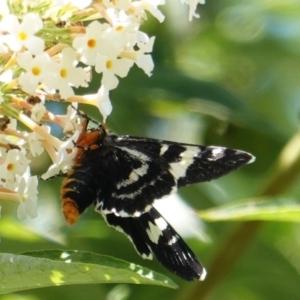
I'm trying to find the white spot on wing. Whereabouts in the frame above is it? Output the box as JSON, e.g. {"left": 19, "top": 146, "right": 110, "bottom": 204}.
{"left": 146, "top": 217, "right": 168, "bottom": 244}
{"left": 199, "top": 268, "right": 207, "bottom": 281}
{"left": 169, "top": 146, "right": 198, "bottom": 179}
{"left": 120, "top": 147, "right": 150, "bottom": 161}
{"left": 146, "top": 222, "right": 162, "bottom": 244}
{"left": 248, "top": 155, "right": 256, "bottom": 163}
{"left": 168, "top": 235, "right": 178, "bottom": 245}
{"left": 159, "top": 144, "right": 169, "bottom": 155}
{"left": 142, "top": 253, "right": 153, "bottom": 260}
{"left": 155, "top": 217, "right": 168, "bottom": 230}
{"left": 234, "top": 150, "right": 255, "bottom": 164}
{"left": 116, "top": 163, "right": 149, "bottom": 189}
{"left": 208, "top": 147, "right": 225, "bottom": 161}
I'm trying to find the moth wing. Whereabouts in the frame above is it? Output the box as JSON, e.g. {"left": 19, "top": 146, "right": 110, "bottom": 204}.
{"left": 99, "top": 207, "right": 206, "bottom": 281}
{"left": 113, "top": 136, "right": 255, "bottom": 187}
{"left": 96, "top": 141, "right": 177, "bottom": 217}
{"left": 98, "top": 135, "right": 254, "bottom": 217}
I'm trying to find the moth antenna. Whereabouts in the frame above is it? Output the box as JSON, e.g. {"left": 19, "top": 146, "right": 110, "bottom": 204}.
{"left": 70, "top": 105, "right": 99, "bottom": 127}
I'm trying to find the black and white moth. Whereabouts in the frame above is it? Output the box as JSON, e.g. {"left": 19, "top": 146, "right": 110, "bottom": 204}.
{"left": 61, "top": 117, "right": 255, "bottom": 281}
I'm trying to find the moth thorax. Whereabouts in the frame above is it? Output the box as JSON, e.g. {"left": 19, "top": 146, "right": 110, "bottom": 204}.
{"left": 74, "top": 130, "right": 102, "bottom": 161}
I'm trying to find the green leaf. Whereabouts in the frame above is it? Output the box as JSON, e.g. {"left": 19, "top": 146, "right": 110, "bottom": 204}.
{"left": 0, "top": 250, "right": 177, "bottom": 294}
{"left": 199, "top": 197, "right": 300, "bottom": 222}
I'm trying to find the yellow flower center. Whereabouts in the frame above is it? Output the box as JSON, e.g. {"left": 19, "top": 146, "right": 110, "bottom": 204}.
{"left": 87, "top": 39, "right": 96, "bottom": 48}
{"left": 7, "top": 163, "right": 14, "bottom": 171}
{"left": 106, "top": 60, "right": 113, "bottom": 69}
{"left": 116, "top": 26, "right": 124, "bottom": 32}
{"left": 18, "top": 31, "right": 27, "bottom": 41}
{"left": 60, "top": 68, "right": 68, "bottom": 78}
{"left": 31, "top": 67, "right": 41, "bottom": 76}
{"left": 22, "top": 194, "right": 28, "bottom": 203}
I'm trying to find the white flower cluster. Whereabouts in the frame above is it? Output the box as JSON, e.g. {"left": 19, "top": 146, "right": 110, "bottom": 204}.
{"left": 0, "top": 0, "right": 205, "bottom": 220}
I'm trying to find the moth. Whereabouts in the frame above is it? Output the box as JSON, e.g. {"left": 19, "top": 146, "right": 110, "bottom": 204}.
{"left": 61, "top": 115, "right": 255, "bottom": 281}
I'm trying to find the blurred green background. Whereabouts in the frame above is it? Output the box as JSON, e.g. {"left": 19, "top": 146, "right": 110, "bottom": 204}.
{"left": 2, "top": 0, "right": 300, "bottom": 299}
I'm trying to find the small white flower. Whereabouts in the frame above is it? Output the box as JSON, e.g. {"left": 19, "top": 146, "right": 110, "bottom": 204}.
{"left": 6, "top": 117, "right": 17, "bottom": 130}
{"left": 0, "top": 19, "right": 8, "bottom": 54}
{"left": 103, "top": 10, "right": 139, "bottom": 53}
{"left": 47, "top": 48, "right": 87, "bottom": 98}
{"left": 0, "top": 2, "right": 9, "bottom": 16}
{"left": 16, "top": 169, "right": 38, "bottom": 220}
{"left": 56, "top": 0, "right": 92, "bottom": 9}
{"left": 41, "top": 129, "right": 81, "bottom": 180}
{"left": 103, "top": 0, "right": 131, "bottom": 10}
{"left": 73, "top": 21, "right": 110, "bottom": 66}
{"left": 85, "top": 86, "right": 113, "bottom": 122}
{"left": 2, "top": 13, "right": 44, "bottom": 55}
{"left": 27, "top": 134, "right": 44, "bottom": 157}
{"left": 70, "top": 0, "right": 92, "bottom": 9}
{"left": 17, "top": 51, "right": 56, "bottom": 94}
{"left": 135, "top": 35, "right": 155, "bottom": 76}
{"left": 0, "top": 69, "right": 13, "bottom": 83}
{"left": 27, "top": 125, "right": 50, "bottom": 157}
{"left": 0, "top": 149, "right": 30, "bottom": 186}
{"left": 179, "top": 0, "right": 205, "bottom": 21}
{"left": 62, "top": 104, "right": 81, "bottom": 133}
{"left": 131, "top": 0, "right": 166, "bottom": 23}
{"left": 30, "top": 102, "right": 47, "bottom": 123}
{"left": 95, "top": 54, "right": 134, "bottom": 90}
{"left": 96, "top": 85, "right": 113, "bottom": 122}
